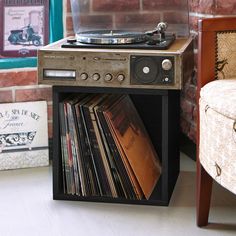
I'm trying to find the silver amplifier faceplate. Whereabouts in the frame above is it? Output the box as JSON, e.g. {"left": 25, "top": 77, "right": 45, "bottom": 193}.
{"left": 38, "top": 37, "right": 194, "bottom": 90}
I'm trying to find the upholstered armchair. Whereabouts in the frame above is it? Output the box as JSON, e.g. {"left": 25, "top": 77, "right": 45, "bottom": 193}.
{"left": 197, "top": 17, "right": 236, "bottom": 227}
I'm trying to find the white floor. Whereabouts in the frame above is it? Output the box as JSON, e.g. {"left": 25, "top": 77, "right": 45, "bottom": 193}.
{"left": 0, "top": 153, "right": 236, "bottom": 236}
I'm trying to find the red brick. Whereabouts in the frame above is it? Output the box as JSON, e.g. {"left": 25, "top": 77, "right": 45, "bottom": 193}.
{"left": 188, "top": 124, "right": 196, "bottom": 143}
{"left": 181, "top": 117, "right": 197, "bottom": 143}
{"left": 0, "top": 90, "right": 13, "bottom": 103}
{"left": 215, "top": 0, "right": 236, "bottom": 14}
{"left": 163, "top": 11, "right": 189, "bottom": 24}
{"left": 15, "top": 87, "right": 52, "bottom": 102}
{"left": 184, "top": 84, "right": 197, "bottom": 103}
{"left": 66, "top": 16, "right": 73, "bottom": 32}
{"left": 180, "top": 117, "right": 190, "bottom": 135}
{"left": 78, "top": 15, "right": 113, "bottom": 30}
{"left": 191, "top": 69, "right": 198, "bottom": 86}
{"left": 181, "top": 99, "right": 194, "bottom": 120}
{"left": 115, "top": 13, "right": 161, "bottom": 30}
{"left": 193, "top": 105, "right": 197, "bottom": 124}
{"left": 93, "top": 0, "right": 139, "bottom": 12}
{"left": 143, "top": 0, "right": 183, "bottom": 10}
{"left": 0, "top": 69, "right": 37, "bottom": 87}
{"left": 183, "top": 69, "right": 197, "bottom": 87}
{"left": 189, "top": 15, "right": 199, "bottom": 32}
{"left": 143, "top": 0, "right": 169, "bottom": 9}
{"left": 194, "top": 52, "right": 198, "bottom": 70}
{"left": 67, "top": 0, "right": 71, "bottom": 13}
{"left": 189, "top": 0, "right": 215, "bottom": 14}
{"left": 67, "top": 0, "right": 89, "bottom": 13}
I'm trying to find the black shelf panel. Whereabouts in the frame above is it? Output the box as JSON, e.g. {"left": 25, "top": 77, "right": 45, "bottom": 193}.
{"left": 53, "top": 86, "right": 169, "bottom": 96}
{"left": 52, "top": 85, "right": 180, "bottom": 206}
{"left": 53, "top": 194, "right": 168, "bottom": 206}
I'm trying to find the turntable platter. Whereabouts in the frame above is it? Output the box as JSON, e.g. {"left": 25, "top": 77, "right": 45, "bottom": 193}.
{"left": 76, "top": 30, "right": 148, "bottom": 45}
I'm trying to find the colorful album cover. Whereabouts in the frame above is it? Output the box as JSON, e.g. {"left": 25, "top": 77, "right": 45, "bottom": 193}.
{"left": 0, "top": 0, "right": 49, "bottom": 58}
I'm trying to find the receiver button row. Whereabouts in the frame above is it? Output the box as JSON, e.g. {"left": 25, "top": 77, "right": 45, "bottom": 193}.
{"left": 80, "top": 73, "right": 125, "bottom": 82}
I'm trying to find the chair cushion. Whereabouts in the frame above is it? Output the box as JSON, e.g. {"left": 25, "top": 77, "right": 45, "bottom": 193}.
{"left": 199, "top": 79, "right": 236, "bottom": 195}
{"left": 200, "top": 79, "right": 236, "bottom": 120}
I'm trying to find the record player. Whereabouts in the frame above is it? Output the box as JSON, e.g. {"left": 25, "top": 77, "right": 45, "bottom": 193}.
{"left": 38, "top": 0, "right": 194, "bottom": 90}
{"left": 63, "top": 22, "right": 175, "bottom": 49}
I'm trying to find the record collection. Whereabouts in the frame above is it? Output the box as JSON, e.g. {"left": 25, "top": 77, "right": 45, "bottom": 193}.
{"left": 59, "top": 94, "right": 162, "bottom": 200}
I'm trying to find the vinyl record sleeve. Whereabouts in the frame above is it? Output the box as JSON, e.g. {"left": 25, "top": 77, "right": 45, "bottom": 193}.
{"left": 74, "top": 94, "right": 101, "bottom": 196}
{"left": 66, "top": 101, "right": 82, "bottom": 196}
{"left": 105, "top": 116, "right": 144, "bottom": 200}
{"left": 96, "top": 95, "right": 138, "bottom": 200}
{"left": 89, "top": 96, "right": 118, "bottom": 198}
{"left": 104, "top": 95, "right": 162, "bottom": 199}
{"left": 59, "top": 102, "right": 69, "bottom": 194}
{"left": 69, "top": 95, "right": 88, "bottom": 196}
{"left": 81, "top": 94, "right": 114, "bottom": 197}
{"left": 94, "top": 99, "right": 128, "bottom": 199}
{"left": 63, "top": 102, "right": 76, "bottom": 195}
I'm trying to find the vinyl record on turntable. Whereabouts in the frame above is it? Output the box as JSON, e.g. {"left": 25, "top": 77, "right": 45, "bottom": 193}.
{"left": 131, "top": 57, "right": 159, "bottom": 84}
{"left": 76, "top": 30, "right": 147, "bottom": 45}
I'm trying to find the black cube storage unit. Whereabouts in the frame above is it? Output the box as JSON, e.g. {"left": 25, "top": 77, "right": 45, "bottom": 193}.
{"left": 52, "top": 86, "right": 180, "bottom": 206}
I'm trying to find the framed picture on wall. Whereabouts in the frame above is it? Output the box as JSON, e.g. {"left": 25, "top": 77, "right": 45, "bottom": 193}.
{"left": 0, "top": 0, "right": 49, "bottom": 58}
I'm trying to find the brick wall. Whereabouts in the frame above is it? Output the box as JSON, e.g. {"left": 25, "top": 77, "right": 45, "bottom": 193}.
{"left": 1, "top": 0, "right": 235, "bottom": 142}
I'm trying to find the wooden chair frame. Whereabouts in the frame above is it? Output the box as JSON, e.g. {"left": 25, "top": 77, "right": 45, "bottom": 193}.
{"left": 197, "top": 17, "right": 236, "bottom": 227}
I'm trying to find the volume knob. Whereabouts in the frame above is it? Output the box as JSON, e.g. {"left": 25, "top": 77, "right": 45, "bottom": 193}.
{"left": 80, "top": 73, "right": 88, "bottom": 80}
{"left": 104, "top": 73, "right": 113, "bottom": 81}
{"left": 117, "top": 74, "right": 125, "bottom": 82}
{"left": 162, "top": 59, "right": 172, "bottom": 71}
{"left": 92, "top": 73, "right": 100, "bottom": 81}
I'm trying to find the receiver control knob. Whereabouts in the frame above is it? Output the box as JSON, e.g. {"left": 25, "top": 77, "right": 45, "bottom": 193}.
{"left": 162, "top": 59, "right": 172, "bottom": 71}
{"left": 104, "top": 73, "right": 113, "bottom": 81}
{"left": 80, "top": 73, "right": 88, "bottom": 80}
{"left": 92, "top": 73, "right": 100, "bottom": 81}
{"left": 117, "top": 74, "right": 125, "bottom": 82}
{"left": 143, "top": 66, "right": 150, "bottom": 74}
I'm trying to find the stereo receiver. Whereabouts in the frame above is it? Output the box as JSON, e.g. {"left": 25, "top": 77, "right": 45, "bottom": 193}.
{"left": 38, "top": 37, "right": 193, "bottom": 90}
